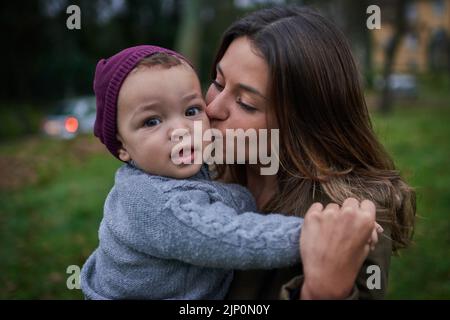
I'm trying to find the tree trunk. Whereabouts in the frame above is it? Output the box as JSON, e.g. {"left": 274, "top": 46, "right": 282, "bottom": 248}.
{"left": 379, "top": 0, "right": 410, "bottom": 114}
{"left": 174, "top": 0, "right": 203, "bottom": 69}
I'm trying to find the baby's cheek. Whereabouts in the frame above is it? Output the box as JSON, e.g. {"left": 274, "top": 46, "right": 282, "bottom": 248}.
{"left": 200, "top": 117, "right": 212, "bottom": 149}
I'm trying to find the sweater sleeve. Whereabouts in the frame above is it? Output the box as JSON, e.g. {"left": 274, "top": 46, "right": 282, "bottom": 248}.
{"left": 110, "top": 184, "right": 303, "bottom": 270}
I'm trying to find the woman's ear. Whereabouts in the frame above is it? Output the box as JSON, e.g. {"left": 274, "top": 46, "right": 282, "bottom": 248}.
{"left": 116, "top": 134, "right": 131, "bottom": 162}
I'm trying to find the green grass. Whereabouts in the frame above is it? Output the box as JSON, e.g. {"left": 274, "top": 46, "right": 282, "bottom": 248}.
{"left": 0, "top": 106, "right": 449, "bottom": 299}
{"left": 0, "top": 136, "right": 120, "bottom": 299}
{"left": 373, "top": 107, "right": 450, "bottom": 299}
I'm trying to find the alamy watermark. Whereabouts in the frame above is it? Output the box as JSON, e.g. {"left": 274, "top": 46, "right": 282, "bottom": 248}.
{"left": 366, "top": 264, "right": 382, "bottom": 290}
{"left": 66, "top": 265, "right": 80, "bottom": 290}
{"left": 65, "top": 4, "right": 381, "bottom": 31}
{"left": 366, "top": 5, "right": 381, "bottom": 30}
{"left": 169, "top": 121, "right": 280, "bottom": 175}
{"left": 66, "top": 264, "right": 382, "bottom": 291}
{"left": 66, "top": 5, "right": 81, "bottom": 30}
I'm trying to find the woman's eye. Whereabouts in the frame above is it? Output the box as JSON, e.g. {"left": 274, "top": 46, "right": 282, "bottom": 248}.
{"left": 185, "top": 106, "right": 202, "bottom": 117}
{"left": 237, "top": 98, "right": 257, "bottom": 113}
{"left": 144, "top": 118, "right": 161, "bottom": 127}
{"left": 212, "top": 80, "right": 224, "bottom": 91}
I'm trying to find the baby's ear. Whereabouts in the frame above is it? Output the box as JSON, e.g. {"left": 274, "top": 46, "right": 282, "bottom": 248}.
{"left": 116, "top": 134, "right": 131, "bottom": 162}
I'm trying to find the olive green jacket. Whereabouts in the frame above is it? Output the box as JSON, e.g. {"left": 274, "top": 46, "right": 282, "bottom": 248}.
{"left": 226, "top": 225, "right": 392, "bottom": 300}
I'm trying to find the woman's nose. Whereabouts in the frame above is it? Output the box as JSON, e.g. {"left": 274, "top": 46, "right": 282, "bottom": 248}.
{"left": 206, "top": 93, "right": 230, "bottom": 121}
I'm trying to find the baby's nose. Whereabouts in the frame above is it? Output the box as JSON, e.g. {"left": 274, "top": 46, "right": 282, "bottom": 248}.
{"left": 167, "top": 119, "right": 192, "bottom": 141}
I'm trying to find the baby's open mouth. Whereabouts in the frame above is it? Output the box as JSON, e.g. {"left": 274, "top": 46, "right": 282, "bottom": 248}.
{"left": 179, "top": 147, "right": 193, "bottom": 156}
{"left": 177, "top": 146, "right": 196, "bottom": 164}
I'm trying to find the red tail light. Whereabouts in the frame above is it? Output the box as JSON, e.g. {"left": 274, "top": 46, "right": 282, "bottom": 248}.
{"left": 65, "top": 117, "right": 79, "bottom": 133}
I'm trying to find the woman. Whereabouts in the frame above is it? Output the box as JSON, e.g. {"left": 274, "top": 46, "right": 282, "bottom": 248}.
{"left": 205, "top": 6, "right": 416, "bottom": 299}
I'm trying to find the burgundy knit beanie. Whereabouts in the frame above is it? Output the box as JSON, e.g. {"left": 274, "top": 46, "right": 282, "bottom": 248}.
{"left": 93, "top": 45, "right": 188, "bottom": 159}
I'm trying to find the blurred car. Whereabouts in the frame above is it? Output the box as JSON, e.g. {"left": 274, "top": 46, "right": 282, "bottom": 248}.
{"left": 375, "top": 74, "right": 418, "bottom": 98}
{"left": 42, "top": 96, "right": 96, "bottom": 139}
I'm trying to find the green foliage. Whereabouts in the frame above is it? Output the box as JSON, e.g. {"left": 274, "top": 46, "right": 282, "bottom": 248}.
{"left": 0, "top": 104, "right": 46, "bottom": 140}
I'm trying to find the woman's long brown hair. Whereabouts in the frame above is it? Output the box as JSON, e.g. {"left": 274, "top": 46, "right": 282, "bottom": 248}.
{"left": 211, "top": 6, "right": 416, "bottom": 252}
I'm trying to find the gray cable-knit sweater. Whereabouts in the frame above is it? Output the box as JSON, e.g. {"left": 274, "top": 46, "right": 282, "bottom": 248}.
{"left": 81, "top": 163, "right": 303, "bottom": 300}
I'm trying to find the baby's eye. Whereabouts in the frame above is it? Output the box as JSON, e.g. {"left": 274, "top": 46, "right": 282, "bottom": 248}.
{"left": 185, "top": 106, "right": 202, "bottom": 117}
{"left": 144, "top": 117, "right": 161, "bottom": 127}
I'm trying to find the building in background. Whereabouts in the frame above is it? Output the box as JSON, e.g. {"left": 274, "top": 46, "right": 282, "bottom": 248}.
{"left": 372, "top": 0, "right": 450, "bottom": 73}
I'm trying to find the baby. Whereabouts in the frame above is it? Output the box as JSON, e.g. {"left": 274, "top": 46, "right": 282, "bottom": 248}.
{"left": 81, "top": 45, "right": 303, "bottom": 299}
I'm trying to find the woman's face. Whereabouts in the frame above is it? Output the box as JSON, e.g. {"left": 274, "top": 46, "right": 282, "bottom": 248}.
{"left": 205, "top": 37, "right": 275, "bottom": 153}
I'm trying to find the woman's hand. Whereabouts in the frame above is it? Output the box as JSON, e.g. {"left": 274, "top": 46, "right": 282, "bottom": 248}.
{"left": 299, "top": 198, "right": 379, "bottom": 299}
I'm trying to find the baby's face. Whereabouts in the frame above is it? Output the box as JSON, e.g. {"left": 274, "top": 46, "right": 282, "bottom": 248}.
{"left": 116, "top": 63, "right": 210, "bottom": 179}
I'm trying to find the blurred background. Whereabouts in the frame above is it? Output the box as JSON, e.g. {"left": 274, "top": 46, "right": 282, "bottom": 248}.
{"left": 0, "top": 0, "right": 449, "bottom": 299}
